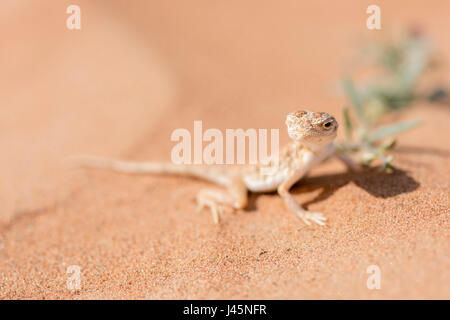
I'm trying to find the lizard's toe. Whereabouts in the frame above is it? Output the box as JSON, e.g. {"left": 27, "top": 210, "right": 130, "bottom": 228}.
{"left": 196, "top": 202, "right": 205, "bottom": 213}
{"left": 196, "top": 195, "right": 223, "bottom": 224}
{"left": 309, "top": 212, "right": 327, "bottom": 226}
{"left": 212, "top": 205, "right": 224, "bottom": 224}
{"left": 296, "top": 210, "right": 327, "bottom": 226}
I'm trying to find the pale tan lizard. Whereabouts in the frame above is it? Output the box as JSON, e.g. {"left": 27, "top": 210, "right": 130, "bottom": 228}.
{"left": 70, "top": 110, "right": 359, "bottom": 225}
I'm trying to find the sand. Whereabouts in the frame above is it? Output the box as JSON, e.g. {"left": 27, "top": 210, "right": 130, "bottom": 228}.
{"left": 0, "top": 0, "right": 449, "bottom": 299}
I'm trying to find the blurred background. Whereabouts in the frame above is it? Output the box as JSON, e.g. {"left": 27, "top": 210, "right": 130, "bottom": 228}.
{"left": 0, "top": 1, "right": 449, "bottom": 299}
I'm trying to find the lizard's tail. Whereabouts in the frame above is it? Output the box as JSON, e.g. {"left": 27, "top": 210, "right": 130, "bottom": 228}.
{"left": 67, "top": 155, "right": 230, "bottom": 186}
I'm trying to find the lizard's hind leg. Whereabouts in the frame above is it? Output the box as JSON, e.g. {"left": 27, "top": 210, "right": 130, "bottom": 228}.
{"left": 196, "top": 178, "right": 248, "bottom": 224}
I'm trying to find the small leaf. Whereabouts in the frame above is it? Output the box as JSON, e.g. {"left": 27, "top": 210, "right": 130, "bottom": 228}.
{"left": 380, "top": 154, "right": 394, "bottom": 171}
{"left": 359, "top": 151, "right": 376, "bottom": 166}
{"left": 383, "top": 158, "right": 395, "bottom": 172}
{"left": 383, "top": 163, "right": 395, "bottom": 172}
{"left": 342, "top": 77, "right": 365, "bottom": 122}
{"left": 385, "top": 154, "right": 393, "bottom": 163}
{"left": 379, "top": 138, "right": 397, "bottom": 151}
{"left": 367, "top": 119, "right": 422, "bottom": 143}
{"left": 343, "top": 107, "right": 352, "bottom": 141}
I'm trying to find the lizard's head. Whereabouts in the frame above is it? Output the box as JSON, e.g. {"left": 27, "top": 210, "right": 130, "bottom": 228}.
{"left": 285, "top": 110, "right": 338, "bottom": 148}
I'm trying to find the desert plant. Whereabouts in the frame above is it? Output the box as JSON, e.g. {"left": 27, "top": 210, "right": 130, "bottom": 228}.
{"left": 337, "top": 28, "right": 446, "bottom": 170}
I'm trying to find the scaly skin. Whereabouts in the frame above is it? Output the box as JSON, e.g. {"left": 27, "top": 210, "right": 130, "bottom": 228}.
{"left": 70, "top": 110, "right": 359, "bottom": 225}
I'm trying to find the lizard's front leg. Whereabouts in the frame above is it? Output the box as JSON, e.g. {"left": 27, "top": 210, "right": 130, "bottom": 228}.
{"left": 196, "top": 177, "right": 248, "bottom": 224}
{"left": 277, "top": 169, "right": 328, "bottom": 226}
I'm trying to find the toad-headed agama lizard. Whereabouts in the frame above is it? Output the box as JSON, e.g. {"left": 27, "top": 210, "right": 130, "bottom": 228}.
{"left": 71, "top": 110, "right": 359, "bottom": 226}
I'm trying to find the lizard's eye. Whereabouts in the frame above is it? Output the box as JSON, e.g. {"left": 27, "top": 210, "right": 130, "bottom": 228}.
{"left": 323, "top": 121, "right": 332, "bottom": 128}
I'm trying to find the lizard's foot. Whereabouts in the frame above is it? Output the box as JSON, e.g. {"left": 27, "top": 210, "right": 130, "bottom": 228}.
{"left": 196, "top": 196, "right": 224, "bottom": 224}
{"left": 295, "top": 210, "right": 327, "bottom": 226}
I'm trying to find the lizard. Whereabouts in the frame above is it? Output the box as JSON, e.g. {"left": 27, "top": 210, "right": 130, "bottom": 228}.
{"left": 70, "top": 110, "right": 359, "bottom": 226}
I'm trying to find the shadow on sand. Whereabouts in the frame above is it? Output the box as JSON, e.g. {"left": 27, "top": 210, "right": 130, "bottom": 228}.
{"left": 246, "top": 168, "right": 420, "bottom": 211}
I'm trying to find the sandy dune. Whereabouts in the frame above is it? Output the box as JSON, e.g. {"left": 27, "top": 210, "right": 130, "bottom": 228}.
{"left": 0, "top": 0, "right": 449, "bottom": 299}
